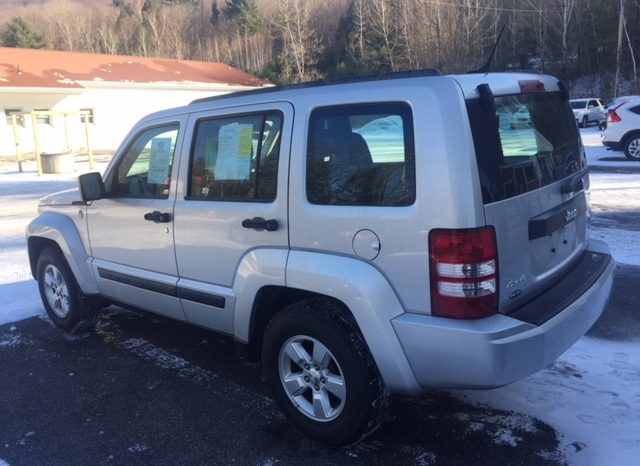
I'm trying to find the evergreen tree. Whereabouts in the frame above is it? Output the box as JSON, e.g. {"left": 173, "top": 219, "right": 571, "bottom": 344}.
{"left": 223, "top": 0, "right": 260, "bottom": 34}
{"left": 0, "top": 17, "right": 47, "bottom": 49}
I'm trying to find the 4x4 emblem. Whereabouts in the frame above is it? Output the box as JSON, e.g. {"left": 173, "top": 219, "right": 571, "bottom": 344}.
{"left": 565, "top": 208, "right": 578, "bottom": 223}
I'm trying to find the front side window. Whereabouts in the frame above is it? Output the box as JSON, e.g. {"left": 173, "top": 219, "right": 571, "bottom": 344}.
{"left": 189, "top": 111, "right": 283, "bottom": 201}
{"left": 306, "top": 103, "right": 415, "bottom": 206}
{"left": 112, "top": 124, "right": 179, "bottom": 199}
{"left": 468, "top": 92, "right": 583, "bottom": 204}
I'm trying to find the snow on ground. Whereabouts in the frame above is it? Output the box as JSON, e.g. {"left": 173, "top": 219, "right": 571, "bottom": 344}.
{"left": 0, "top": 160, "right": 107, "bottom": 326}
{"left": 582, "top": 126, "right": 640, "bottom": 266}
{"left": 456, "top": 337, "right": 640, "bottom": 466}
{"left": 582, "top": 126, "right": 634, "bottom": 168}
{"left": 0, "top": 131, "right": 639, "bottom": 465}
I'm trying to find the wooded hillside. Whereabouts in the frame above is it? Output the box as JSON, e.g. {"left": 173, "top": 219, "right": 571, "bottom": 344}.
{"left": 1, "top": 0, "right": 639, "bottom": 97}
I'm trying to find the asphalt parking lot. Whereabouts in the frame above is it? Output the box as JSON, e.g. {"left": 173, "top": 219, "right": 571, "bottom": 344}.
{"left": 0, "top": 258, "right": 637, "bottom": 466}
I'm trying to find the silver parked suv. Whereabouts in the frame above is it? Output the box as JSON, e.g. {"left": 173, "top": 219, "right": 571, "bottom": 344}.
{"left": 27, "top": 70, "right": 614, "bottom": 445}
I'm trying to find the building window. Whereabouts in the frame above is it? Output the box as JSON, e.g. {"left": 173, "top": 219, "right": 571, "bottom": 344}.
{"left": 80, "top": 108, "right": 95, "bottom": 124}
{"left": 34, "top": 109, "right": 51, "bottom": 125}
{"left": 4, "top": 108, "right": 24, "bottom": 126}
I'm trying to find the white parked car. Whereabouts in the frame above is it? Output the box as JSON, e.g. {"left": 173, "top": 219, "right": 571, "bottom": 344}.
{"left": 27, "top": 71, "right": 614, "bottom": 445}
{"left": 603, "top": 97, "right": 640, "bottom": 160}
{"left": 570, "top": 98, "right": 605, "bottom": 128}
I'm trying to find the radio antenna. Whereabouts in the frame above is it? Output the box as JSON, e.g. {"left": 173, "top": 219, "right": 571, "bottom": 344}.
{"left": 468, "top": 23, "right": 506, "bottom": 74}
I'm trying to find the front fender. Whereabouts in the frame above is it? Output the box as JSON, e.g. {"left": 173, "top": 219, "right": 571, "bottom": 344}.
{"left": 284, "top": 250, "right": 420, "bottom": 394}
{"left": 27, "top": 212, "right": 99, "bottom": 294}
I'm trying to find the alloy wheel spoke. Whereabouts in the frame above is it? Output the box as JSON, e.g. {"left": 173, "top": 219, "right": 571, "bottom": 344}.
{"left": 284, "top": 341, "right": 312, "bottom": 369}
{"left": 324, "top": 374, "right": 346, "bottom": 401}
{"left": 312, "top": 390, "right": 332, "bottom": 420}
{"left": 283, "top": 373, "right": 308, "bottom": 397}
{"left": 44, "top": 270, "right": 55, "bottom": 288}
{"left": 312, "top": 342, "right": 331, "bottom": 369}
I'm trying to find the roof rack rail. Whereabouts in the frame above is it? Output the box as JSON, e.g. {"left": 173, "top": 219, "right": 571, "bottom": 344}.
{"left": 190, "top": 67, "right": 443, "bottom": 105}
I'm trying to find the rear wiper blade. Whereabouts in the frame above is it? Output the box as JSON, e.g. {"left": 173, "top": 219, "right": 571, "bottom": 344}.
{"left": 561, "top": 169, "right": 589, "bottom": 195}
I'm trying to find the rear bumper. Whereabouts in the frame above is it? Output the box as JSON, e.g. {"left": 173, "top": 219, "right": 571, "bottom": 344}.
{"left": 392, "top": 241, "right": 614, "bottom": 390}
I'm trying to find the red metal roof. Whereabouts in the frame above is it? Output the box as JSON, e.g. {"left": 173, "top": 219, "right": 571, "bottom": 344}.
{"left": 0, "top": 47, "right": 268, "bottom": 89}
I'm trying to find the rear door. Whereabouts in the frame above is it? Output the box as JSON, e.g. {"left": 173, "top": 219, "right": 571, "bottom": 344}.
{"left": 466, "top": 90, "right": 589, "bottom": 312}
{"left": 172, "top": 103, "right": 292, "bottom": 334}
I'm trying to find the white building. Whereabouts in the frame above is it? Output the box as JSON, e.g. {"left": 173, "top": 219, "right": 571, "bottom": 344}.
{"left": 0, "top": 47, "right": 267, "bottom": 157}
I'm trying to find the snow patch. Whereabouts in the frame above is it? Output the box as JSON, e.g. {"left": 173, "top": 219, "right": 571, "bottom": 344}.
{"left": 0, "top": 333, "right": 29, "bottom": 348}
{"left": 127, "top": 443, "right": 148, "bottom": 453}
{"left": 455, "top": 411, "right": 537, "bottom": 447}
{"left": 591, "top": 227, "right": 640, "bottom": 266}
{"left": 415, "top": 451, "right": 437, "bottom": 465}
{"left": 257, "top": 459, "right": 279, "bottom": 466}
{"left": 455, "top": 337, "right": 640, "bottom": 466}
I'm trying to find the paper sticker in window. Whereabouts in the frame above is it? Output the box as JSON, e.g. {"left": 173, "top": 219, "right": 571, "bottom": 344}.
{"left": 215, "top": 123, "right": 253, "bottom": 180}
{"left": 147, "top": 137, "right": 173, "bottom": 185}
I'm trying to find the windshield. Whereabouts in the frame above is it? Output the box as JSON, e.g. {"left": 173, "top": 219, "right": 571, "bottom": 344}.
{"left": 467, "top": 92, "right": 585, "bottom": 204}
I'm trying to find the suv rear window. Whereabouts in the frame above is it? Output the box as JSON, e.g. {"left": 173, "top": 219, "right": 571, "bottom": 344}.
{"left": 467, "top": 93, "right": 584, "bottom": 204}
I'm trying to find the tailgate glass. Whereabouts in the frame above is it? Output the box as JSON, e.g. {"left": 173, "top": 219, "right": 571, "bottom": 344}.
{"left": 467, "top": 92, "right": 585, "bottom": 204}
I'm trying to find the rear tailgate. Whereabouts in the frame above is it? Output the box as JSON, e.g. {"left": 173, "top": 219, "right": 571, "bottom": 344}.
{"left": 464, "top": 80, "right": 591, "bottom": 314}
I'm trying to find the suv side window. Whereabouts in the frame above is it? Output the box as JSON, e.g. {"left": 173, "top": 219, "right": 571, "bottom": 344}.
{"left": 306, "top": 103, "right": 415, "bottom": 206}
{"left": 112, "top": 124, "right": 179, "bottom": 198}
{"left": 629, "top": 105, "right": 640, "bottom": 115}
{"left": 188, "top": 112, "right": 283, "bottom": 201}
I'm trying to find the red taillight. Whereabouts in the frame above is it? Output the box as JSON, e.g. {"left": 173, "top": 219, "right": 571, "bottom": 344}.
{"left": 608, "top": 106, "right": 622, "bottom": 123}
{"left": 429, "top": 226, "right": 498, "bottom": 319}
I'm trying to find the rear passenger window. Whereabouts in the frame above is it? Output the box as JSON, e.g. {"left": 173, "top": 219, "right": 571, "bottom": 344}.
{"left": 306, "top": 103, "right": 415, "bottom": 206}
{"left": 630, "top": 105, "right": 640, "bottom": 115}
{"left": 189, "top": 112, "right": 282, "bottom": 201}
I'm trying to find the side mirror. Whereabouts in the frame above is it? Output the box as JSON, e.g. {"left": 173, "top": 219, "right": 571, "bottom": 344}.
{"left": 78, "top": 172, "right": 106, "bottom": 202}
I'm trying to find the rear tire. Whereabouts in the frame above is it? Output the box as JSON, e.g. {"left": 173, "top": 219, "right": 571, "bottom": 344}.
{"left": 262, "top": 298, "right": 389, "bottom": 445}
{"left": 624, "top": 134, "right": 640, "bottom": 161}
{"left": 36, "top": 247, "right": 98, "bottom": 333}
{"left": 581, "top": 116, "right": 589, "bottom": 128}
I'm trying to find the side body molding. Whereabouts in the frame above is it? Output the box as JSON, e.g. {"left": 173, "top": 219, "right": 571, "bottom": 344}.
{"left": 26, "top": 212, "right": 99, "bottom": 295}
{"left": 284, "top": 250, "right": 421, "bottom": 394}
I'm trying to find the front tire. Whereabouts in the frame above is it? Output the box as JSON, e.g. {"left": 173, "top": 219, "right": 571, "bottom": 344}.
{"left": 36, "top": 247, "right": 97, "bottom": 333}
{"left": 262, "top": 299, "right": 388, "bottom": 445}
{"left": 624, "top": 134, "right": 640, "bottom": 161}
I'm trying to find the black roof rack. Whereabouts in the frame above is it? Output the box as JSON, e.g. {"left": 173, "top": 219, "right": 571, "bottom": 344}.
{"left": 190, "top": 67, "right": 443, "bottom": 105}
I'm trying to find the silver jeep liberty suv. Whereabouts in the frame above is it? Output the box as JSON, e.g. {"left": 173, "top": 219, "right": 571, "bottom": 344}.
{"left": 28, "top": 69, "right": 613, "bottom": 445}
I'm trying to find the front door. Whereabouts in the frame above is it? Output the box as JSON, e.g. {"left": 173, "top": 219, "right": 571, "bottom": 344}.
{"left": 87, "top": 117, "right": 187, "bottom": 321}
{"left": 173, "top": 103, "right": 293, "bottom": 333}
